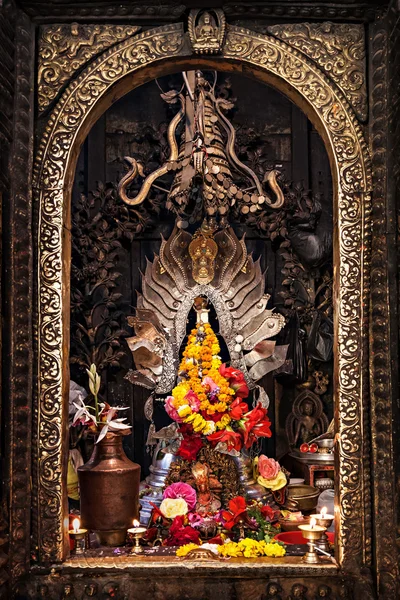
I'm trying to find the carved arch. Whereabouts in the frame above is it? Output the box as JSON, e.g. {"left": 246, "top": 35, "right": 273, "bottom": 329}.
{"left": 33, "top": 22, "right": 372, "bottom": 575}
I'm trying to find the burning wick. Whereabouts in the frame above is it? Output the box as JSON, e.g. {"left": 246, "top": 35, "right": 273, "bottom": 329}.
{"left": 72, "top": 518, "right": 80, "bottom": 533}
{"left": 133, "top": 519, "right": 140, "bottom": 529}
{"left": 310, "top": 517, "right": 316, "bottom": 530}
{"left": 321, "top": 507, "right": 327, "bottom": 519}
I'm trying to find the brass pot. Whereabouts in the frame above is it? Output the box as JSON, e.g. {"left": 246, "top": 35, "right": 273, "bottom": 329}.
{"left": 78, "top": 433, "right": 140, "bottom": 546}
{"left": 285, "top": 484, "right": 320, "bottom": 512}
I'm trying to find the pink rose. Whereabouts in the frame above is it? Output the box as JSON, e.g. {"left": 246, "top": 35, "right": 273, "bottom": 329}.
{"left": 258, "top": 455, "right": 280, "bottom": 480}
{"left": 185, "top": 390, "right": 200, "bottom": 413}
{"left": 163, "top": 482, "right": 197, "bottom": 510}
{"left": 202, "top": 376, "right": 219, "bottom": 395}
{"left": 165, "top": 396, "right": 182, "bottom": 423}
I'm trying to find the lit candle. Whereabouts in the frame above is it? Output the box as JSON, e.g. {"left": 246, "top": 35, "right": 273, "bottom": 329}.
{"left": 68, "top": 517, "right": 88, "bottom": 555}
{"left": 310, "top": 517, "right": 316, "bottom": 530}
{"left": 308, "top": 509, "right": 334, "bottom": 554}
{"left": 73, "top": 518, "right": 80, "bottom": 533}
{"left": 128, "top": 519, "right": 147, "bottom": 554}
{"left": 128, "top": 519, "right": 146, "bottom": 535}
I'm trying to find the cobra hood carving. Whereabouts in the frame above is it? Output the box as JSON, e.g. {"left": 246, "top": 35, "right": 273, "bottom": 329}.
{"left": 125, "top": 224, "right": 286, "bottom": 394}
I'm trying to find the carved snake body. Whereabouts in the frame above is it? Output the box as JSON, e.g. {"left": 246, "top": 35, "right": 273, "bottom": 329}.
{"left": 215, "top": 97, "right": 284, "bottom": 210}
{"left": 118, "top": 94, "right": 185, "bottom": 206}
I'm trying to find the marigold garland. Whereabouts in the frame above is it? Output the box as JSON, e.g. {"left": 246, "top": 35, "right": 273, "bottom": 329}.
{"left": 176, "top": 543, "right": 201, "bottom": 557}
{"left": 171, "top": 322, "right": 235, "bottom": 432}
{"left": 164, "top": 318, "right": 273, "bottom": 458}
{"left": 217, "top": 539, "right": 286, "bottom": 558}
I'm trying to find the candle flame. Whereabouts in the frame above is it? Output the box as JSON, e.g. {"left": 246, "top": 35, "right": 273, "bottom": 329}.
{"left": 321, "top": 506, "right": 327, "bottom": 518}
{"left": 133, "top": 519, "right": 140, "bottom": 527}
{"left": 310, "top": 517, "right": 316, "bottom": 529}
{"left": 72, "top": 518, "right": 80, "bottom": 533}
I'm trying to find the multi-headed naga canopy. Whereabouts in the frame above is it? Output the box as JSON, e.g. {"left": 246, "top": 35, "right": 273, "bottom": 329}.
{"left": 118, "top": 70, "right": 284, "bottom": 225}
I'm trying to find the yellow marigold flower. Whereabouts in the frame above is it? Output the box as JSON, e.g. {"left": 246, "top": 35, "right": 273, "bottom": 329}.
{"left": 216, "top": 414, "right": 231, "bottom": 429}
{"left": 176, "top": 543, "right": 200, "bottom": 557}
{"left": 185, "top": 413, "right": 207, "bottom": 432}
{"left": 263, "top": 542, "right": 286, "bottom": 557}
{"left": 218, "top": 542, "right": 243, "bottom": 558}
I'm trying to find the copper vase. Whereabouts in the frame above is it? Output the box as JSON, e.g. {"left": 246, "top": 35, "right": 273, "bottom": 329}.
{"left": 78, "top": 433, "right": 140, "bottom": 546}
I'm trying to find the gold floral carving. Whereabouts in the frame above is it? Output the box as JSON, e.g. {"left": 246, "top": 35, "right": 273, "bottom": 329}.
{"left": 267, "top": 22, "right": 367, "bottom": 122}
{"left": 224, "top": 26, "right": 372, "bottom": 572}
{"left": 33, "top": 21, "right": 371, "bottom": 578}
{"left": 38, "top": 23, "right": 141, "bottom": 112}
{"left": 33, "top": 24, "right": 187, "bottom": 562}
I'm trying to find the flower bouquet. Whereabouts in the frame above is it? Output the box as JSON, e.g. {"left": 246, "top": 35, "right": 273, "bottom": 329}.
{"left": 148, "top": 483, "right": 286, "bottom": 559}
{"left": 220, "top": 495, "right": 281, "bottom": 542}
{"left": 165, "top": 321, "right": 272, "bottom": 460}
{"left": 72, "top": 364, "right": 131, "bottom": 442}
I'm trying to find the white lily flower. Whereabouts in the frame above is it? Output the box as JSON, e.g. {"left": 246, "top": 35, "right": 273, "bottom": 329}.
{"left": 95, "top": 408, "right": 131, "bottom": 443}
{"left": 72, "top": 400, "right": 96, "bottom": 426}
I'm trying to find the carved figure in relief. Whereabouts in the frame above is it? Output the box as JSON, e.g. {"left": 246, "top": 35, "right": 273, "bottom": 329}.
{"left": 286, "top": 390, "right": 329, "bottom": 448}
{"left": 288, "top": 583, "right": 308, "bottom": 600}
{"left": 315, "top": 585, "right": 332, "bottom": 599}
{"left": 195, "top": 12, "right": 218, "bottom": 44}
{"left": 189, "top": 222, "right": 219, "bottom": 285}
{"left": 188, "top": 8, "right": 226, "bottom": 54}
{"left": 191, "top": 461, "right": 222, "bottom": 514}
{"left": 264, "top": 581, "right": 283, "bottom": 600}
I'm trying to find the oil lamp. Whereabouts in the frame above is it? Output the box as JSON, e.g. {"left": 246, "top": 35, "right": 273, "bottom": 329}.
{"left": 298, "top": 517, "right": 326, "bottom": 564}
{"left": 127, "top": 519, "right": 147, "bottom": 554}
{"left": 68, "top": 518, "right": 88, "bottom": 555}
{"left": 310, "top": 506, "right": 334, "bottom": 553}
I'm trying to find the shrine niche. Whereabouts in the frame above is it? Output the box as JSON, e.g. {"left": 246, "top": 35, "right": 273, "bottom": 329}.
{"left": 29, "top": 11, "right": 376, "bottom": 599}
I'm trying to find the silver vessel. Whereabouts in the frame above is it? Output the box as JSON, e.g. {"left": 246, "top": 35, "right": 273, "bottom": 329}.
{"left": 139, "top": 442, "right": 176, "bottom": 525}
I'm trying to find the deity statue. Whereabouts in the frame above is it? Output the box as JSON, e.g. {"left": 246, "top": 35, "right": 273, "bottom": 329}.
{"left": 189, "top": 221, "right": 219, "bottom": 285}
{"left": 295, "top": 399, "right": 321, "bottom": 444}
{"left": 193, "top": 296, "right": 210, "bottom": 324}
{"left": 191, "top": 461, "right": 222, "bottom": 515}
{"left": 285, "top": 390, "right": 329, "bottom": 448}
{"left": 195, "top": 11, "right": 218, "bottom": 44}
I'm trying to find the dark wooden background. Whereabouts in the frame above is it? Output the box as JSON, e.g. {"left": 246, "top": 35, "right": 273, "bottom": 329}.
{"left": 71, "top": 72, "right": 333, "bottom": 476}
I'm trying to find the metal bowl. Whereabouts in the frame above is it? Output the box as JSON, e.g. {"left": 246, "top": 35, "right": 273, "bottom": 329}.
{"left": 318, "top": 439, "right": 334, "bottom": 447}
{"left": 285, "top": 484, "right": 320, "bottom": 512}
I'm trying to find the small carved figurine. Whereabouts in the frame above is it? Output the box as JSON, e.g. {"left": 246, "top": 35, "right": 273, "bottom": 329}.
{"left": 188, "top": 9, "right": 226, "bottom": 54}
{"left": 84, "top": 583, "right": 98, "bottom": 597}
{"left": 189, "top": 224, "right": 219, "bottom": 285}
{"left": 315, "top": 585, "right": 332, "bottom": 599}
{"left": 191, "top": 461, "right": 223, "bottom": 514}
{"left": 195, "top": 12, "right": 218, "bottom": 44}
{"left": 61, "top": 584, "right": 77, "bottom": 600}
{"left": 265, "top": 581, "right": 283, "bottom": 599}
{"left": 286, "top": 390, "right": 329, "bottom": 448}
{"left": 288, "top": 583, "right": 308, "bottom": 600}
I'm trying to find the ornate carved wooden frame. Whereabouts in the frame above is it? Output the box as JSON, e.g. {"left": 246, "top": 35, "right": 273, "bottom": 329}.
{"left": 32, "top": 23, "right": 372, "bottom": 576}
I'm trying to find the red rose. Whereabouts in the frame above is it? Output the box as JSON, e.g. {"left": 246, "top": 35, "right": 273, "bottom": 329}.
{"left": 165, "top": 515, "right": 201, "bottom": 547}
{"left": 219, "top": 364, "right": 249, "bottom": 399}
{"left": 206, "top": 428, "right": 243, "bottom": 452}
{"left": 177, "top": 433, "right": 203, "bottom": 461}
